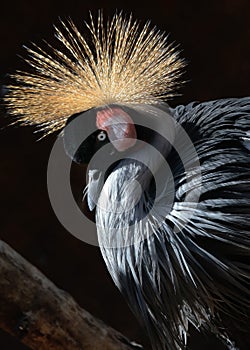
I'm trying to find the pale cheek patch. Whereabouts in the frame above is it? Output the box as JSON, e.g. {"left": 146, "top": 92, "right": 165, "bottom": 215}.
{"left": 96, "top": 108, "right": 137, "bottom": 151}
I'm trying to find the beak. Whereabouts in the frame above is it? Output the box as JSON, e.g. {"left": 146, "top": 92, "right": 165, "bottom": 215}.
{"left": 86, "top": 169, "right": 104, "bottom": 211}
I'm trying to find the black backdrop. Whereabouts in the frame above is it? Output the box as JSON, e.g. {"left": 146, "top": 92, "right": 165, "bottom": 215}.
{"left": 0, "top": 1, "right": 250, "bottom": 349}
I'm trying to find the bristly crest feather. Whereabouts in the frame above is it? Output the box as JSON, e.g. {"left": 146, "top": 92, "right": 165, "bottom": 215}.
{"left": 4, "top": 11, "right": 185, "bottom": 135}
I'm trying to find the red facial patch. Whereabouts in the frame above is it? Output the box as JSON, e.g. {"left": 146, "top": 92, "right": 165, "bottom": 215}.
{"left": 96, "top": 107, "right": 137, "bottom": 152}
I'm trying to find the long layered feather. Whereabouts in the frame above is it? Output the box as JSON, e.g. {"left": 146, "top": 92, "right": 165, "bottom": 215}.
{"left": 96, "top": 98, "right": 250, "bottom": 350}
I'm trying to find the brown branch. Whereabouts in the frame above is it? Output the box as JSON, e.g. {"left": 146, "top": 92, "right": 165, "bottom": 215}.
{"left": 0, "top": 240, "right": 143, "bottom": 350}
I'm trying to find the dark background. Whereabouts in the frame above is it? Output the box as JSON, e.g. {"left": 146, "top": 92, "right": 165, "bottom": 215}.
{"left": 0, "top": 1, "right": 250, "bottom": 349}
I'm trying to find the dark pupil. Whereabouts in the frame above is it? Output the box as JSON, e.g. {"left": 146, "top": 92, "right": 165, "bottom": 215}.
{"left": 98, "top": 132, "right": 106, "bottom": 141}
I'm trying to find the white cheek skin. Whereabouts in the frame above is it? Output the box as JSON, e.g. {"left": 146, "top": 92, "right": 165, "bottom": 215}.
{"left": 96, "top": 108, "right": 137, "bottom": 151}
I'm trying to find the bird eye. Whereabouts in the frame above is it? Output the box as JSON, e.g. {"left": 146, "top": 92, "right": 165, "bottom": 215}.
{"left": 97, "top": 131, "right": 107, "bottom": 141}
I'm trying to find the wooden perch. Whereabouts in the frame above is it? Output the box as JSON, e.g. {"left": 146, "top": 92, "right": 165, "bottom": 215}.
{"left": 0, "top": 240, "right": 143, "bottom": 350}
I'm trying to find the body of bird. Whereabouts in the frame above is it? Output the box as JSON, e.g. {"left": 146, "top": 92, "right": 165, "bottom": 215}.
{"left": 4, "top": 12, "right": 250, "bottom": 350}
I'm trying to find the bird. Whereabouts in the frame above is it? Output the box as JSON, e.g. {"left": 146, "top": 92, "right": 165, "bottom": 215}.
{"left": 4, "top": 11, "right": 250, "bottom": 350}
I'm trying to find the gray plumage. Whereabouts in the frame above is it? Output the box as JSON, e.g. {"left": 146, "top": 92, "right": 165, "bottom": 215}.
{"left": 95, "top": 98, "right": 250, "bottom": 350}
{"left": 4, "top": 13, "right": 250, "bottom": 350}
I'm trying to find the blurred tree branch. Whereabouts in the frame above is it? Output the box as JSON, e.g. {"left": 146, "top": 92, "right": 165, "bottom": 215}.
{"left": 0, "top": 240, "right": 143, "bottom": 350}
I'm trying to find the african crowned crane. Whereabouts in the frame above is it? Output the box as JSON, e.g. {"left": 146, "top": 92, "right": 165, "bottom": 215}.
{"left": 5, "top": 12, "right": 250, "bottom": 350}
